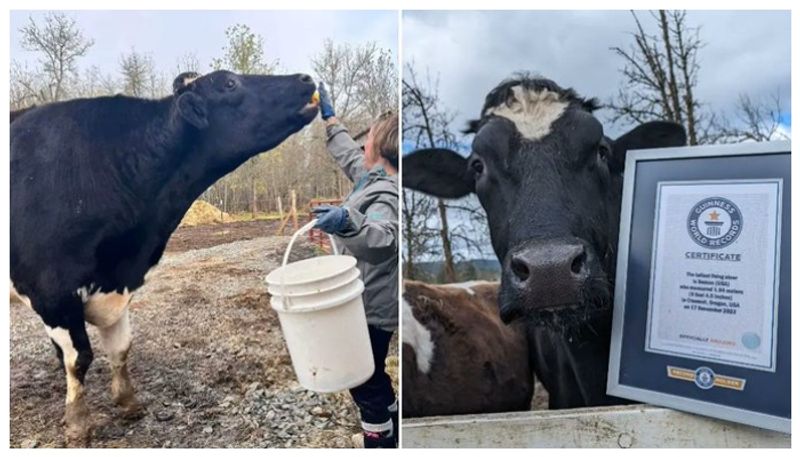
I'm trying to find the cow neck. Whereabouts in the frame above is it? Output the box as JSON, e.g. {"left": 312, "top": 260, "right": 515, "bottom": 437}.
{"left": 149, "top": 121, "right": 253, "bottom": 240}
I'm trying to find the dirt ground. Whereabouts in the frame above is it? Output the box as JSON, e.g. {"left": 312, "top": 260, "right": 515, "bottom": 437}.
{"left": 166, "top": 219, "right": 285, "bottom": 253}
{"left": 10, "top": 220, "right": 397, "bottom": 448}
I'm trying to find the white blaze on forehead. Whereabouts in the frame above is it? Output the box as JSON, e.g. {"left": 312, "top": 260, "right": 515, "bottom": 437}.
{"left": 485, "top": 86, "right": 568, "bottom": 141}
{"left": 77, "top": 285, "right": 132, "bottom": 328}
{"left": 402, "top": 297, "right": 435, "bottom": 374}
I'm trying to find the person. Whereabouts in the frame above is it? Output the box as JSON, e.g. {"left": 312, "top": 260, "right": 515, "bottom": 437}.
{"left": 311, "top": 83, "right": 399, "bottom": 448}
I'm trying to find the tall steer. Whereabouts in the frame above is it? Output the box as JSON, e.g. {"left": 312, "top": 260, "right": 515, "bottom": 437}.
{"left": 404, "top": 75, "right": 686, "bottom": 409}
{"left": 10, "top": 70, "right": 318, "bottom": 446}
{"left": 402, "top": 280, "right": 532, "bottom": 417}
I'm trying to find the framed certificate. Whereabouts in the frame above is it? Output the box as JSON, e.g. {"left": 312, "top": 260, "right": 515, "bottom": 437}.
{"left": 607, "top": 141, "right": 790, "bottom": 433}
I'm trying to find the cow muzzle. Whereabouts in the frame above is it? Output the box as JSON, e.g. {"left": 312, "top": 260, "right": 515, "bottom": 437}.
{"left": 499, "top": 237, "right": 601, "bottom": 318}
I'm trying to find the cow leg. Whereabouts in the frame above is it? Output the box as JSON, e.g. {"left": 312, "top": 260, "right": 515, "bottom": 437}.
{"left": 50, "top": 339, "right": 65, "bottom": 369}
{"left": 43, "top": 308, "right": 94, "bottom": 447}
{"left": 97, "top": 308, "right": 142, "bottom": 418}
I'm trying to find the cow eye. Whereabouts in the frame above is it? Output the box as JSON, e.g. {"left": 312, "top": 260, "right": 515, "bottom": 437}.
{"left": 597, "top": 144, "right": 610, "bottom": 161}
{"left": 224, "top": 79, "right": 237, "bottom": 90}
{"left": 470, "top": 158, "right": 485, "bottom": 175}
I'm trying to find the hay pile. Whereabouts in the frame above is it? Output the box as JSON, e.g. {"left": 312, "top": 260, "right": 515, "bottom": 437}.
{"left": 179, "top": 200, "right": 229, "bottom": 226}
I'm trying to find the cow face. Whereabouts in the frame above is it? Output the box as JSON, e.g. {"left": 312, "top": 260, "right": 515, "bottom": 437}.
{"left": 172, "top": 70, "right": 318, "bottom": 160}
{"left": 404, "top": 76, "right": 686, "bottom": 327}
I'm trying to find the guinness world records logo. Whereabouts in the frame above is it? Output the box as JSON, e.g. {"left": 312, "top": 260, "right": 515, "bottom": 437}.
{"left": 694, "top": 367, "right": 716, "bottom": 390}
{"left": 687, "top": 197, "right": 743, "bottom": 249}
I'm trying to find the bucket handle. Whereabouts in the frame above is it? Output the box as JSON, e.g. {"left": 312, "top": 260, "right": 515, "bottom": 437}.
{"left": 282, "top": 219, "right": 340, "bottom": 267}
{"left": 278, "top": 219, "right": 340, "bottom": 311}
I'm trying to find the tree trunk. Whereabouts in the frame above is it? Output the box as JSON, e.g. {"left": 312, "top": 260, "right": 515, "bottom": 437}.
{"left": 659, "top": 10, "right": 683, "bottom": 125}
{"left": 250, "top": 177, "right": 258, "bottom": 216}
{"left": 437, "top": 198, "right": 456, "bottom": 283}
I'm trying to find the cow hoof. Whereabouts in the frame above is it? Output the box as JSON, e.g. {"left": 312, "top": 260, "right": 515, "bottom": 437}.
{"left": 64, "top": 423, "right": 92, "bottom": 448}
{"left": 64, "top": 398, "right": 92, "bottom": 447}
{"left": 117, "top": 397, "right": 145, "bottom": 421}
{"left": 121, "top": 403, "right": 145, "bottom": 421}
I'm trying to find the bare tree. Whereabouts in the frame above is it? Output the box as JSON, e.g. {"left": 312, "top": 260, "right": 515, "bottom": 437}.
{"left": 175, "top": 52, "right": 201, "bottom": 75}
{"left": 73, "top": 65, "right": 118, "bottom": 98}
{"left": 312, "top": 40, "right": 397, "bottom": 126}
{"left": 403, "top": 64, "right": 459, "bottom": 282}
{"left": 609, "top": 10, "right": 706, "bottom": 144}
{"left": 211, "top": 24, "right": 278, "bottom": 75}
{"left": 402, "top": 188, "right": 440, "bottom": 280}
{"left": 712, "top": 91, "right": 790, "bottom": 143}
{"left": 120, "top": 49, "right": 154, "bottom": 97}
{"left": 10, "top": 61, "right": 42, "bottom": 109}
{"left": 18, "top": 12, "right": 94, "bottom": 103}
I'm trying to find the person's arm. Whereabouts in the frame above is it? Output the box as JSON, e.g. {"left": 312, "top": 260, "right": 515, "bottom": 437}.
{"left": 312, "top": 194, "right": 398, "bottom": 265}
{"left": 317, "top": 82, "right": 366, "bottom": 183}
{"left": 325, "top": 121, "right": 367, "bottom": 183}
{"left": 336, "top": 194, "right": 398, "bottom": 265}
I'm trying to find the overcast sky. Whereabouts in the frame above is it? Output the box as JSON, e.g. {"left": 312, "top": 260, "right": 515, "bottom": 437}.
{"left": 403, "top": 10, "right": 791, "bottom": 142}
{"left": 11, "top": 10, "right": 397, "bottom": 79}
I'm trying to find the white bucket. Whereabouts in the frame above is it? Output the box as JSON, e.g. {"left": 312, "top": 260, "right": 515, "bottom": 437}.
{"left": 265, "top": 220, "right": 375, "bottom": 392}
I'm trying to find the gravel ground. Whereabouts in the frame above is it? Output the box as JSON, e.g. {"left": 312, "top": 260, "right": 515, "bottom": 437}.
{"left": 11, "top": 235, "right": 398, "bottom": 448}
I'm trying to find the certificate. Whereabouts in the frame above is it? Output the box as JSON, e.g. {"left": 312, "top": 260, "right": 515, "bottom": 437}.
{"left": 645, "top": 180, "right": 782, "bottom": 371}
{"left": 606, "top": 141, "right": 790, "bottom": 434}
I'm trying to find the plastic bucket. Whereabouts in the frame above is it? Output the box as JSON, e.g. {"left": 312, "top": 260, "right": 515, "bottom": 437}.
{"left": 265, "top": 220, "right": 375, "bottom": 392}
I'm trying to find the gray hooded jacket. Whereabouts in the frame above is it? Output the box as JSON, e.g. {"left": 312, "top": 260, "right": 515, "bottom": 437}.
{"left": 325, "top": 122, "right": 398, "bottom": 332}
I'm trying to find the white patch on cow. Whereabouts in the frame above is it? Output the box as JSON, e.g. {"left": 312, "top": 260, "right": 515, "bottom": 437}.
{"left": 45, "top": 325, "right": 82, "bottom": 404}
{"left": 402, "top": 297, "right": 435, "bottom": 374}
{"left": 180, "top": 74, "right": 199, "bottom": 88}
{"left": 485, "top": 86, "right": 568, "bottom": 140}
{"left": 98, "top": 308, "right": 132, "bottom": 367}
{"left": 10, "top": 282, "right": 32, "bottom": 308}
{"left": 441, "top": 280, "right": 492, "bottom": 296}
{"left": 77, "top": 285, "right": 132, "bottom": 328}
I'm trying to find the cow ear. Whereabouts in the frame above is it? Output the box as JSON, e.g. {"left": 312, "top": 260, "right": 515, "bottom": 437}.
{"left": 404, "top": 148, "right": 474, "bottom": 198}
{"left": 610, "top": 121, "right": 687, "bottom": 173}
{"left": 173, "top": 71, "right": 201, "bottom": 95}
{"left": 177, "top": 92, "right": 208, "bottom": 130}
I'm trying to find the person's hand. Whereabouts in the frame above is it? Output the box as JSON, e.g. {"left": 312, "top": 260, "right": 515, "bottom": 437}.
{"left": 317, "top": 82, "right": 335, "bottom": 120}
{"left": 312, "top": 205, "right": 349, "bottom": 233}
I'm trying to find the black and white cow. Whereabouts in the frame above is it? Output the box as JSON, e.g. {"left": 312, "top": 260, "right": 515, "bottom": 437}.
{"left": 10, "top": 70, "right": 318, "bottom": 446}
{"left": 404, "top": 75, "right": 686, "bottom": 409}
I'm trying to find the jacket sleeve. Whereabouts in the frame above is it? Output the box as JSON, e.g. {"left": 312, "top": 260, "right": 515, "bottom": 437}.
{"left": 335, "top": 193, "right": 398, "bottom": 265}
{"left": 326, "top": 122, "right": 367, "bottom": 183}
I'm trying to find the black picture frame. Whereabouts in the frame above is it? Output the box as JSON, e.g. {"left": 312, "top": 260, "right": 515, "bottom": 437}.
{"left": 607, "top": 141, "right": 791, "bottom": 434}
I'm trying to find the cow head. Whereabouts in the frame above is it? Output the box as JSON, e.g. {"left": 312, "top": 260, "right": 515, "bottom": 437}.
{"left": 171, "top": 70, "right": 318, "bottom": 162}
{"left": 404, "top": 75, "right": 686, "bottom": 328}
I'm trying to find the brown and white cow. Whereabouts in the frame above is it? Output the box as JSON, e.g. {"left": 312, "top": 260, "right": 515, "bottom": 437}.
{"left": 402, "top": 280, "right": 533, "bottom": 417}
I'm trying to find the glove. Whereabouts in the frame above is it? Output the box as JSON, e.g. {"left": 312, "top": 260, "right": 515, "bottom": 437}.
{"left": 312, "top": 205, "right": 349, "bottom": 233}
{"left": 317, "top": 82, "right": 335, "bottom": 120}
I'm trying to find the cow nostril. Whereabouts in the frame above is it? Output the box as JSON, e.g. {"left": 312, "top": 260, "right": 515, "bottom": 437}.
{"left": 570, "top": 251, "right": 587, "bottom": 275}
{"left": 510, "top": 257, "right": 530, "bottom": 282}
{"left": 299, "top": 74, "right": 313, "bottom": 84}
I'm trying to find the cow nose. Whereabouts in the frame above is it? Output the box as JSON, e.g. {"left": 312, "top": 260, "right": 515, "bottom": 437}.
{"left": 506, "top": 239, "right": 593, "bottom": 307}
{"left": 298, "top": 74, "right": 314, "bottom": 84}
{"left": 510, "top": 242, "right": 588, "bottom": 282}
